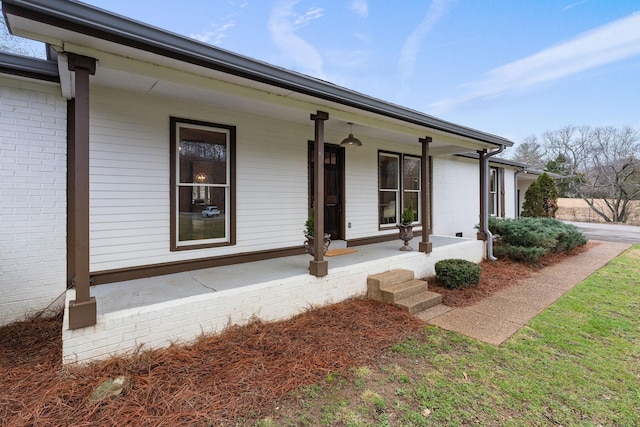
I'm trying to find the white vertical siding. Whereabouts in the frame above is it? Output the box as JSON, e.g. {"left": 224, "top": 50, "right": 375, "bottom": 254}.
{"left": 0, "top": 77, "right": 67, "bottom": 326}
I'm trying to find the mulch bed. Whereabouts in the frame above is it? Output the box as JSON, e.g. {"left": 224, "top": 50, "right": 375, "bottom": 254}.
{"left": 0, "top": 299, "right": 423, "bottom": 426}
{"left": 0, "top": 243, "right": 594, "bottom": 425}
{"left": 428, "top": 242, "right": 596, "bottom": 307}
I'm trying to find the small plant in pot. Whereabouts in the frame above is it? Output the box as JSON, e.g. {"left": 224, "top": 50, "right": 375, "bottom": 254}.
{"left": 397, "top": 205, "right": 414, "bottom": 251}
{"left": 304, "top": 211, "right": 331, "bottom": 256}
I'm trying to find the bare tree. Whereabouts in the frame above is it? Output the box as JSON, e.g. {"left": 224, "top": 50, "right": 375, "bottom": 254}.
{"left": 543, "top": 125, "right": 591, "bottom": 198}
{"left": 1, "top": 7, "right": 45, "bottom": 58}
{"left": 509, "top": 135, "right": 546, "bottom": 169}
{"left": 584, "top": 126, "right": 640, "bottom": 222}
{"left": 543, "top": 125, "right": 640, "bottom": 223}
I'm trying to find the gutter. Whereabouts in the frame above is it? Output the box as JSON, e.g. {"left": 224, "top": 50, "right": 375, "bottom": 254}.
{"left": 481, "top": 145, "right": 505, "bottom": 261}
{"left": 0, "top": 51, "right": 59, "bottom": 82}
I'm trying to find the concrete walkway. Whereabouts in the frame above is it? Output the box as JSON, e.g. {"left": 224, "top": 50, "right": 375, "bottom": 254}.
{"left": 418, "top": 241, "right": 633, "bottom": 345}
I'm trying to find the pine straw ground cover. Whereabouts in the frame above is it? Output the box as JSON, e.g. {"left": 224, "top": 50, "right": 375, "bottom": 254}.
{"left": 0, "top": 300, "right": 423, "bottom": 426}
{"left": 428, "top": 242, "right": 596, "bottom": 307}
{"left": 0, "top": 244, "right": 593, "bottom": 426}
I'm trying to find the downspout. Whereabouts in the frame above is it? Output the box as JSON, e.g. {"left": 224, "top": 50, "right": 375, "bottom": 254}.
{"left": 482, "top": 145, "right": 505, "bottom": 261}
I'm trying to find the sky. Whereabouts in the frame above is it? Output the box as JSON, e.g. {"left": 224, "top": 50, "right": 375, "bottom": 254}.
{"left": 11, "top": 0, "right": 640, "bottom": 150}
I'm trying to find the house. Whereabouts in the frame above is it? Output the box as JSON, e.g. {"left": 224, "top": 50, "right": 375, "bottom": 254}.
{"left": 1, "top": 0, "right": 522, "bottom": 363}
{"left": 455, "top": 153, "right": 555, "bottom": 220}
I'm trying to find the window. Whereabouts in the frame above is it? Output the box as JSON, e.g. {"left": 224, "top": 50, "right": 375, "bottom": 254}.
{"left": 170, "top": 117, "right": 235, "bottom": 250}
{"left": 403, "top": 156, "right": 421, "bottom": 223}
{"left": 489, "top": 167, "right": 504, "bottom": 217}
{"left": 379, "top": 153, "right": 399, "bottom": 224}
{"left": 379, "top": 152, "right": 421, "bottom": 226}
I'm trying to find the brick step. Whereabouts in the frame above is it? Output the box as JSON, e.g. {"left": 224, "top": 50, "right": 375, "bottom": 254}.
{"left": 367, "top": 269, "right": 415, "bottom": 301}
{"left": 380, "top": 279, "right": 429, "bottom": 303}
{"left": 395, "top": 291, "right": 443, "bottom": 315}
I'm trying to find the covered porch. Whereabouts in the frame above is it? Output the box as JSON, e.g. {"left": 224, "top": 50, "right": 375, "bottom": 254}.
{"left": 62, "top": 235, "right": 485, "bottom": 364}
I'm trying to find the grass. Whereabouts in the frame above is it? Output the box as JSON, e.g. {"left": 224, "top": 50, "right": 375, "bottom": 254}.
{"left": 3, "top": 244, "right": 637, "bottom": 426}
{"left": 261, "top": 245, "right": 640, "bottom": 426}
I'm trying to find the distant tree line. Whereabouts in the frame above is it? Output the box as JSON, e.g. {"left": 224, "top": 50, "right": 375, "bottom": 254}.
{"left": 509, "top": 125, "right": 640, "bottom": 223}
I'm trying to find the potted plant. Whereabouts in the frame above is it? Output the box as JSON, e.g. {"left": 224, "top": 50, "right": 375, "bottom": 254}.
{"left": 397, "top": 205, "right": 414, "bottom": 251}
{"left": 304, "top": 211, "right": 331, "bottom": 256}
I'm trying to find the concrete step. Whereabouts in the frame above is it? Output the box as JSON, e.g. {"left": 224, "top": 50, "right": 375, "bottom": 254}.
{"left": 367, "top": 269, "right": 415, "bottom": 301}
{"left": 395, "top": 291, "right": 443, "bottom": 315}
{"left": 380, "top": 279, "right": 429, "bottom": 303}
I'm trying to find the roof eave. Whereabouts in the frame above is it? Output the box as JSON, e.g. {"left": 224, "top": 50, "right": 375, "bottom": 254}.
{"left": 0, "top": 51, "right": 59, "bottom": 82}
{"left": 2, "top": 0, "right": 513, "bottom": 147}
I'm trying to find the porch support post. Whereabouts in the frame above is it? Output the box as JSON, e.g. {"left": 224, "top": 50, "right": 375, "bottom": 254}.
{"left": 418, "top": 137, "right": 432, "bottom": 253}
{"left": 477, "top": 150, "right": 487, "bottom": 241}
{"left": 309, "top": 111, "right": 329, "bottom": 277}
{"left": 67, "top": 53, "right": 97, "bottom": 330}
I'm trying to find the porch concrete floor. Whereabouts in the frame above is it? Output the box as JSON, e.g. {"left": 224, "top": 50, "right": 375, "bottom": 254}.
{"left": 91, "top": 235, "right": 465, "bottom": 315}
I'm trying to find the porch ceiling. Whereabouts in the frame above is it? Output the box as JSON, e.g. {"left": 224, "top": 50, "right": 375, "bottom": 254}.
{"left": 86, "top": 63, "right": 488, "bottom": 154}
{"left": 4, "top": 3, "right": 505, "bottom": 155}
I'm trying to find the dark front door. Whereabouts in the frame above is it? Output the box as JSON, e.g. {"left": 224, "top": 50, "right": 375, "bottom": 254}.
{"left": 309, "top": 143, "right": 344, "bottom": 240}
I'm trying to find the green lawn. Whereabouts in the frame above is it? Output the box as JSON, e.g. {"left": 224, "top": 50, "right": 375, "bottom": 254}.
{"left": 257, "top": 245, "right": 640, "bottom": 426}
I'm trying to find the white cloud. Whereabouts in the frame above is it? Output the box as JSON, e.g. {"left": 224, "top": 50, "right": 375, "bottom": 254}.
{"left": 427, "top": 12, "right": 640, "bottom": 114}
{"left": 562, "top": 0, "right": 588, "bottom": 12}
{"left": 190, "top": 22, "right": 235, "bottom": 45}
{"left": 350, "top": 0, "right": 368, "bottom": 18}
{"left": 398, "top": 0, "right": 453, "bottom": 80}
{"left": 268, "top": 0, "right": 326, "bottom": 79}
{"left": 293, "top": 7, "right": 324, "bottom": 27}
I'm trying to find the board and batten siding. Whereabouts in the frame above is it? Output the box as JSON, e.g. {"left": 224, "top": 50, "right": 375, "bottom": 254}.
{"left": 89, "top": 87, "right": 314, "bottom": 272}
{"left": 0, "top": 77, "right": 68, "bottom": 326}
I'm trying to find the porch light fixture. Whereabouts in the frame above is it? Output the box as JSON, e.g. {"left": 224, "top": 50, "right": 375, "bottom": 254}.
{"left": 340, "top": 123, "right": 363, "bottom": 147}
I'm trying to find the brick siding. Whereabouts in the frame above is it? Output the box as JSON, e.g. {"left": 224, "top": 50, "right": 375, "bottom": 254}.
{"left": 0, "top": 79, "right": 68, "bottom": 325}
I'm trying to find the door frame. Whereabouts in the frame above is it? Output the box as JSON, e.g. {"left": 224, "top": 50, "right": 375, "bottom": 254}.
{"left": 308, "top": 141, "right": 345, "bottom": 241}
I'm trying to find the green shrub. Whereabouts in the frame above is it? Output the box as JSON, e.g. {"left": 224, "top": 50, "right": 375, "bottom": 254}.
{"left": 488, "top": 217, "right": 587, "bottom": 264}
{"left": 521, "top": 173, "right": 559, "bottom": 218}
{"left": 521, "top": 181, "right": 545, "bottom": 218}
{"left": 435, "top": 259, "right": 481, "bottom": 289}
{"left": 493, "top": 245, "right": 547, "bottom": 264}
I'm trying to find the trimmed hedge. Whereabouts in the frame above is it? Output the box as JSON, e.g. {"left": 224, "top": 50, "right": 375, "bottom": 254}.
{"left": 435, "top": 259, "right": 481, "bottom": 289}
{"left": 489, "top": 217, "right": 587, "bottom": 264}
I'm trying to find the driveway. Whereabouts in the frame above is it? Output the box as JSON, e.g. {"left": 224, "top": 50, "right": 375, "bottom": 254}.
{"left": 564, "top": 220, "right": 640, "bottom": 244}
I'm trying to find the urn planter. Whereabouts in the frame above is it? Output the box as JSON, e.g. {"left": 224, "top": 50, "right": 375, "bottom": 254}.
{"left": 397, "top": 224, "right": 414, "bottom": 251}
{"left": 304, "top": 233, "right": 332, "bottom": 256}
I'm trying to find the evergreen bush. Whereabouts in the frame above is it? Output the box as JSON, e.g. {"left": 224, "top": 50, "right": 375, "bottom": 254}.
{"left": 537, "top": 173, "right": 559, "bottom": 218}
{"left": 489, "top": 217, "right": 587, "bottom": 264}
{"left": 493, "top": 245, "right": 547, "bottom": 264}
{"left": 521, "top": 173, "right": 559, "bottom": 218}
{"left": 435, "top": 259, "right": 481, "bottom": 289}
{"left": 521, "top": 181, "right": 545, "bottom": 217}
